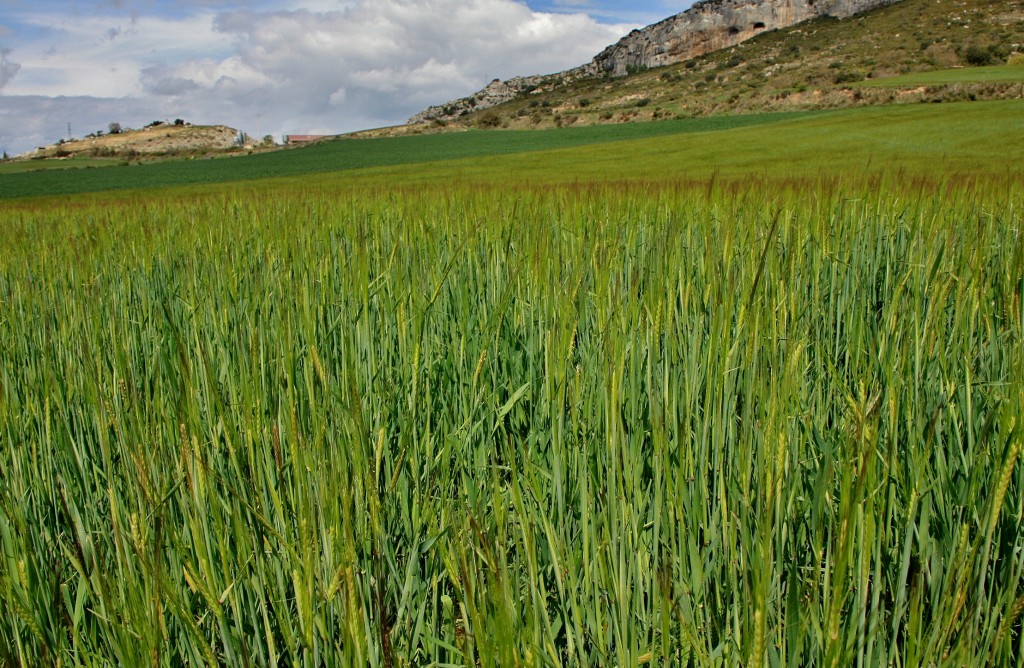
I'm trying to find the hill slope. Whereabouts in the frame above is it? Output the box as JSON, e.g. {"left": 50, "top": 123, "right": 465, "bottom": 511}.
{"left": 587, "top": 0, "right": 902, "bottom": 77}
{"left": 398, "top": 0, "right": 1023, "bottom": 133}
{"left": 411, "top": 0, "right": 905, "bottom": 124}
{"left": 23, "top": 124, "right": 242, "bottom": 160}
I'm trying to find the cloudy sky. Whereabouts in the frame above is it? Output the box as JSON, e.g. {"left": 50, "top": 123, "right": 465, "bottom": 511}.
{"left": 0, "top": 0, "right": 697, "bottom": 156}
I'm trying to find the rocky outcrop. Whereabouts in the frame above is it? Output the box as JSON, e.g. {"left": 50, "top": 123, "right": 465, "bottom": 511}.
{"left": 29, "top": 124, "right": 241, "bottom": 159}
{"left": 407, "top": 67, "right": 610, "bottom": 124}
{"left": 409, "top": 0, "right": 903, "bottom": 124}
{"left": 588, "top": 0, "right": 902, "bottom": 77}
{"left": 409, "top": 76, "right": 546, "bottom": 125}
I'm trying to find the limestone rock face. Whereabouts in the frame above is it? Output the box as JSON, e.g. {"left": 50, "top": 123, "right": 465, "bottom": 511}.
{"left": 409, "top": 0, "right": 903, "bottom": 124}
{"left": 588, "top": 0, "right": 902, "bottom": 77}
{"left": 409, "top": 75, "right": 546, "bottom": 125}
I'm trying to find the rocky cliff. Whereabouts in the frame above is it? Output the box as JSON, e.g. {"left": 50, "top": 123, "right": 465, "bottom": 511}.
{"left": 410, "top": 0, "right": 903, "bottom": 124}
{"left": 588, "top": 0, "right": 902, "bottom": 77}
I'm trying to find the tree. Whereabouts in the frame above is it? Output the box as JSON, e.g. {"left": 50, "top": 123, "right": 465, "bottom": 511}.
{"left": 109, "top": 122, "right": 123, "bottom": 134}
{"left": 262, "top": 134, "right": 275, "bottom": 146}
{"left": 2, "top": 151, "right": 8, "bottom": 161}
{"left": 964, "top": 45, "right": 995, "bottom": 66}
{"left": 963, "top": 44, "right": 1008, "bottom": 67}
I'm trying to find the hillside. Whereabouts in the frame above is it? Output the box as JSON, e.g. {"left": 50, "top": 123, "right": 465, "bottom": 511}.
{"left": 586, "top": 0, "right": 902, "bottom": 77}
{"left": 391, "top": 0, "right": 1024, "bottom": 135}
{"left": 23, "top": 123, "right": 243, "bottom": 161}
{"left": 411, "top": 0, "right": 903, "bottom": 125}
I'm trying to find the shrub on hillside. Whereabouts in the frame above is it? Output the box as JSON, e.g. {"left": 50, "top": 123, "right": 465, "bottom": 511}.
{"left": 964, "top": 45, "right": 996, "bottom": 66}
{"left": 834, "top": 71, "right": 865, "bottom": 85}
{"left": 478, "top": 111, "right": 502, "bottom": 128}
{"left": 963, "top": 44, "right": 1008, "bottom": 67}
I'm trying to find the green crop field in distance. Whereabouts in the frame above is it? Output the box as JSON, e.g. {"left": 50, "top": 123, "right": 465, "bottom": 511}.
{"left": 259, "top": 99, "right": 1024, "bottom": 193}
{"left": 3, "top": 100, "right": 1023, "bottom": 202}
{"left": 0, "top": 111, "right": 810, "bottom": 200}
{"left": 857, "top": 63, "right": 1024, "bottom": 88}
{"left": 0, "top": 156, "right": 124, "bottom": 175}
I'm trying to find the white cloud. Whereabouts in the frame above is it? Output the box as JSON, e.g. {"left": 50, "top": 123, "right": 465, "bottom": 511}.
{"left": 167, "top": 0, "right": 631, "bottom": 119}
{"left": 0, "top": 48, "right": 20, "bottom": 90}
{"left": 3, "top": 11, "right": 228, "bottom": 97}
{"left": 0, "top": 0, "right": 638, "bottom": 155}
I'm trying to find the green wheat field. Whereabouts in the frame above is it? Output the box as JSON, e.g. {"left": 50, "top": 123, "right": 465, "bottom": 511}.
{"left": 1, "top": 102, "right": 1023, "bottom": 666}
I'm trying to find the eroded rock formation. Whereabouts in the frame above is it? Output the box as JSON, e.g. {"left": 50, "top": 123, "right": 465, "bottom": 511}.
{"left": 588, "top": 0, "right": 902, "bottom": 77}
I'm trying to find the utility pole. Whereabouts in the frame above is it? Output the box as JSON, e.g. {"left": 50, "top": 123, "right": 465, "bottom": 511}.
{"left": 67, "top": 122, "right": 72, "bottom": 140}
{"left": 256, "top": 113, "right": 261, "bottom": 140}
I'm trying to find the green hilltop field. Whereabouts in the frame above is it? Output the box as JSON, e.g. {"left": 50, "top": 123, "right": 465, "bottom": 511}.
{"left": 1, "top": 3, "right": 1023, "bottom": 667}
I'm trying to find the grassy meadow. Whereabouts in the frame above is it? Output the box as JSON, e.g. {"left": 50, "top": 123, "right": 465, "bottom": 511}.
{"left": 1, "top": 102, "right": 1023, "bottom": 666}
